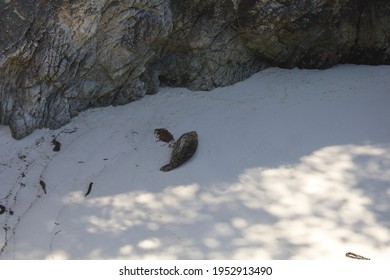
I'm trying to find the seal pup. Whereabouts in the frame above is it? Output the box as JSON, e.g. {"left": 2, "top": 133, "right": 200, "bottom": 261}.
{"left": 160, "top": 131, "right": 198, "bottom": 172}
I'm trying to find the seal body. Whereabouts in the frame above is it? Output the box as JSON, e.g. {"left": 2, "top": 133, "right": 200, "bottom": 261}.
{"left": 160, "top": 131, "right": 198, "bottom": 172}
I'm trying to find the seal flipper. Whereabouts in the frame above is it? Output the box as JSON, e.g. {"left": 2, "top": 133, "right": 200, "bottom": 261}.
{"left": 160, "top": 164, "right": 173, "bottom": 172}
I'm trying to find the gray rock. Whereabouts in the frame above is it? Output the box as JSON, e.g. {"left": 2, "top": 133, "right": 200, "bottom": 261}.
{"left": 1, "top": 0, "right": 389, "bottom": 138}
{"left": 236, "top": 0, "right": 390, "bottom": 68}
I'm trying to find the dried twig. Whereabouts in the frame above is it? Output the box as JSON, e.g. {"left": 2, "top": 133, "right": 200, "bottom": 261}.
{"left": 345, "top": 252, "right": 370, "bottom": 260}
{"left": 85, "top": 182, "right": 93, "bottom": 197}
{"left": 39, "top": 180, "right": 47, "bottom": 194}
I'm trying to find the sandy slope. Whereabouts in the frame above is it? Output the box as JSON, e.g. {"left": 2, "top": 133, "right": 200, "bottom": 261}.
{"left": 1, "top": 65, "right": 390, "bottom": 259}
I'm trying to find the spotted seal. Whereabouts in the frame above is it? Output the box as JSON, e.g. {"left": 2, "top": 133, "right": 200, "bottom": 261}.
{"left": 160, "top": 131, "right": 198, "bottom": 172}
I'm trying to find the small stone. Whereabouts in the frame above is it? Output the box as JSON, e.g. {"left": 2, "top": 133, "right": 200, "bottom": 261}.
{"left": 51, "top": 138, "right": 61, "bottom": 152}
{"left": 154, "top": 128, "right": 174, "bottom": 143}
{"left": 0, "top": 205, "right": 5, "bottom": 215}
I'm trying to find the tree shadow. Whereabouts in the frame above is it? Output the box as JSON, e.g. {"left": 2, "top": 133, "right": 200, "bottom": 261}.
{"left": 46, "top": 143, "right": 390, "bottom": 259}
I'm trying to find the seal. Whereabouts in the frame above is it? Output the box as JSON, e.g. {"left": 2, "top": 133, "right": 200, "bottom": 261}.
{"left": 160, "top": 131, "right": 198, "bottom": 172}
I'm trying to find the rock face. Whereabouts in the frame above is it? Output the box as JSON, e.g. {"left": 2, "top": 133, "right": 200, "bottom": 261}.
{"left": 1, "top": 0, "right": 389, "bottom": 139}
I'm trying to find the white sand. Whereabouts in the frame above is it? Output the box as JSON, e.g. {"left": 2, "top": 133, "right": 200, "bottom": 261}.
{"left": 1, "top": 65, "right": 389, "bottom": 260}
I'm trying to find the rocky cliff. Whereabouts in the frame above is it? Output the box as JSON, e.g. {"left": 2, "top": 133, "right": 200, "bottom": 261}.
{"left": 1, "top": 0, "right": 389, "bottom": 139}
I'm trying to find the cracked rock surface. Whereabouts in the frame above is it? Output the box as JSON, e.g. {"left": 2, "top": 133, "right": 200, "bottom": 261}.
{"left": 1, "top": 0, "right": 390, "bottom": 139}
